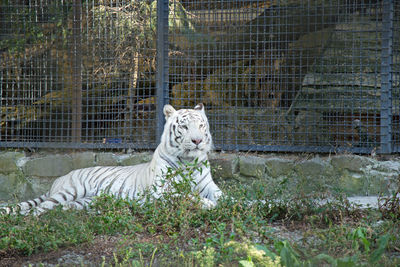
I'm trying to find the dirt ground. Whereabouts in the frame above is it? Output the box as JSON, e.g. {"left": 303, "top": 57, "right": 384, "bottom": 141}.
{"left": 0, "top": 222, "right": 304, "bottom": 267}
{"left": 0, "top": 235, "right": 121, "bottom": 267}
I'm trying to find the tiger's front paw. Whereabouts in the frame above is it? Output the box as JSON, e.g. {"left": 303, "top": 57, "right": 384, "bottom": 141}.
{"left": 214, "top": 190, "right": 222, "bottom": 201}
{"left": 200, "top": 198, "right": 217, "bottom": 209}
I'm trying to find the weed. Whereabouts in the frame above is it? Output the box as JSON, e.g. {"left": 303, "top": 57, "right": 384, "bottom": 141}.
{"left": 379, "top": 190, "right": 400, "bottom": 220}
{"left": 0, "top": 160, "right": 398, "bottom": 266}
{"left": 224, "top": 240, "right": 281, "bottom": 267}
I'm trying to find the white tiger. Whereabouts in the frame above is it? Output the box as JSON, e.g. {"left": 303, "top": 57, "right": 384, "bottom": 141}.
{"left": 2, "top": 103, "right": 222, "bottom": 215}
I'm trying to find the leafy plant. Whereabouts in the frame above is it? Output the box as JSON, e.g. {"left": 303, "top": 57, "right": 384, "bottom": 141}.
{"left": 379, "top": 189, "right": 400, "bottom": 220}
{"left": 224, "top": 241, "right": 281, "bottom": 267}
{"left": 349, "top": 227, "right": 371, "bottom": 253}
{"left": 0, "top": 162, "right": 397, "bottom": 266}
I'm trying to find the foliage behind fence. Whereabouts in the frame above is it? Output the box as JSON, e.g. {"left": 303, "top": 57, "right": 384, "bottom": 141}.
{"left": 0, "top": 0, "right": 399, "bottom": 153}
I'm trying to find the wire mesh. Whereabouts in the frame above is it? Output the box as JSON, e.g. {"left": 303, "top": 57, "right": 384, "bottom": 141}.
{"left": 393, "top": 1, "right": 400, "bottom": 152}
{"left": 169, "top": 0, "right": 396, "bottom": 153}
{"left": 0, "top": 0, "right": 398, "bottom": 153}
{"left": 0, "top": 0, "right": 158, "bottom": 149}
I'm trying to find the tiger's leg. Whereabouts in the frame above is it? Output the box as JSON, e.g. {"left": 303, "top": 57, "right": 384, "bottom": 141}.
{"left": 28, "top": 196, "right": 94, "bottom": 215}
{"left": 63, "top": 196, "right": 94, "bottom": 210}
{"left": 194, "top": 168, "right": 223, "bottom": 204}
{"left": 31, "top": 189, "right": 81, "bottom": 215}
{"left": 30, "top": 196, "right": 93, "bottom": 215}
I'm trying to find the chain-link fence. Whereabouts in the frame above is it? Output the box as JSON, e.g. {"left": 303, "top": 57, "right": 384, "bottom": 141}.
{"left": 1, "top": 0, "right": 159, "bottom": 149}
{"left": 392, "top": 1, "right": 400, "bottom": 152}
{"left": 0, "top": 0, "right": 399, "bottom": 154}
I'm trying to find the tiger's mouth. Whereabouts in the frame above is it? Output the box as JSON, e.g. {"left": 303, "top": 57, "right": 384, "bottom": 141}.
{"left": 185, "top": 147, "right": 201, "bottom": 153}
{"left": 179, "top": 146, "right": 210, "bottom": 162}
{"left": 184, "top": 146, "right": 206, "bottom": 155}
{"left": 181, "top": 140, "right": 210, "bottom": 156}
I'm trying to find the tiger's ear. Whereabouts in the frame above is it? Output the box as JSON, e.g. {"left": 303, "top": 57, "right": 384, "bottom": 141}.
{"left": 163, "top": 104, "right": 176, "bottom": 119}
{"left": 194, "top": 103, "right": 204, "bottom": 112}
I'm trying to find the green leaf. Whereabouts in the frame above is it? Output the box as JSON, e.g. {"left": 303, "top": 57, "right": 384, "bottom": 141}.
{"left": 276, "top": 241, "right": 301, "bottom": 267}
{"left": 312, "top": 253, "right": 336, "bottom": 265}
{"left": 254, "top": 244, "right": 277, "bottom": 260}
{"left": 336, "top": 255, "right": 358, "bottom": 267}
{"left": 239, "top": 260, "right": 255, "bottom": 267}
{"left": 369, "top": 234, "right": 390, "bottom": 264}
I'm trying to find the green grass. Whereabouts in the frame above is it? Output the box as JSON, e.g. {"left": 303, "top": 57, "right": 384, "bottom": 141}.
{"left": 0, "top": 162, "right": 399, "bottom": 266}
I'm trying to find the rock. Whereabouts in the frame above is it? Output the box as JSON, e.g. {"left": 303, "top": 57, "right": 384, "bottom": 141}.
{"left": 0, "top": 172, "right": 22, "bottom": 201}
{"left": 22, "top": 155, "right": 73, "bottom": 178}
{"left": 339, "top": 172, "right": 364, "bottom": 196}
{"left": 25, "top": 251, "right": 89, "bottom": 267}
{"left": 367, "top": 175, "right": 388, "bottom": 195}
{"left": 239, "top": 156, "right": 266, "bottom": 178}
{"left": 0, "top": 152, "right": 24, "bottom": 174}
{"left": 1, "top": 151, "right": 399, "bottom": 203}
{"left": 209, "top": 153, "right": 238, "bottom": 179}
{"left": 120, "top": 152, "right": 153, "bottom": 166}
{"left": 71, "top": 152, "right": 96, "bottom": 169}
{"left": 95, "top": 153, "right": 119, "bottom": 166}
{"left": 0, "top": 170, "right": 40, "bottom": 202}
{"left": 288, "top": 157, "right": 338, "bottom": 194}
{"left": 265, "top": 158, "right": 295, "bottom": 178}
{"left": 347, "top": 196, "right": 379, "bottom": 209}
{"left": 26, "top": 177, "right": 55, "bottom": 201}
{"left": 295, "top": 157, "right": 331, "bottom": 177}
{"left": 374, "top": 160, "right": 400, "bottom": 173}
{"left": 331, "top": 155, "right": 374, "bottom": 173}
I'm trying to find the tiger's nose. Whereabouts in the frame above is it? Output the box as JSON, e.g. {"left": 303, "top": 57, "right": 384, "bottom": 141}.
{"left": 192, "top": 138, "right": 202, "bottom": 145}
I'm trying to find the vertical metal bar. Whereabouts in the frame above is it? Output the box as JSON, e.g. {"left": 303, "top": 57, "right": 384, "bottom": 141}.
{"left": 71, "top": 0, "right": 82, "bottom": 143}
{"left": 156, "top": 0, "right": 169, "bottom": 143}
{"left": 380, "top": 0, "right": 393, "bottom": 154}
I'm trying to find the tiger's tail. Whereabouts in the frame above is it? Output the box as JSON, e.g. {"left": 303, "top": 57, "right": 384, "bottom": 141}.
{"left": 0, "top": 193, "right": 49, "bottom": 215}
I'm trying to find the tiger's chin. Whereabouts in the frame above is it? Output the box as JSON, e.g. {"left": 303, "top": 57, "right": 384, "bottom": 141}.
{"left": 181, "top": 147, "right": 209, "bottom": 161}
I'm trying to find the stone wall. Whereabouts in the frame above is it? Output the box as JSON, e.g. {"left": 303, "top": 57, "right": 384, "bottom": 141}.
{"left": 0, "top": 150, "right": 399, "bottom": 202}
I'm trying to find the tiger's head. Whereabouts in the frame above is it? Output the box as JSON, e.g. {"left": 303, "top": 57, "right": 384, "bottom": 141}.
{"left": 162, "top": 103, "right": 212, "bottom": 160}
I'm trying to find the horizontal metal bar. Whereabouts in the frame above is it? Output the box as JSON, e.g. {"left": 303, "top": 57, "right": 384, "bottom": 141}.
{"left": 215, "top": 144, "right": 377, "bottom": 154}
{"left": 0, "top": 141, "right": 378, "bottom": 154}
{"left": 0, "top": 142, "right": 156, "bottom": 150}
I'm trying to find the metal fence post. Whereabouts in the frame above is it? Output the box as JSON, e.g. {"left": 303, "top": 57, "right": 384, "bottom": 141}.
{"left": 71, "top": 0, "right": 82, "bottom": 143}
{"left": 381, "top": 0, "right": 394, "bottom": 154}
{"left": 156, "top": 0, "right": 169, "bottom": 143}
